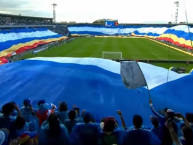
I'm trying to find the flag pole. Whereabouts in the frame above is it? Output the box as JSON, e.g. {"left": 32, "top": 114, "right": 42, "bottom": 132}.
{"left": 183, "top": 0, "right": 193, "bottom": 50}
{"left": 136, "top": 61, "right": 151, "bottom": 99}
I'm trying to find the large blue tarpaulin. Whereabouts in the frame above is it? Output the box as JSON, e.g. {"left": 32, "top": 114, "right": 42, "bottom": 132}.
{"left": 0, "top": 58, "right": 192, "bottom": 126}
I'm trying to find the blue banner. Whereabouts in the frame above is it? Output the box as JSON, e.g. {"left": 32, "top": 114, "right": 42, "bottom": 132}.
{"left": 105, "top": 20, "right": 118, "bottom": 26}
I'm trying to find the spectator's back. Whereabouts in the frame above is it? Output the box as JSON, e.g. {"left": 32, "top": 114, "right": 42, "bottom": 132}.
{"left": 70, "top": 123, "right": 100, "bottom": 145}
{"left": 123, "top": 129, "right": 161, "bottom": 145}
{"left": 151, "top": 125, "right": 163, "bottom": 141}
{"left": 20, "top": 99, "right": 39, "bottom": 132}
{"left": 55, "top": 102, "right": 69, "bottom": 123}
{"left": 99, "top": 130, "right": 126, "bottom": 145}
{"left": 161, "top": 121, "right": 178, "bottom": 145}
{"left": 99, "top": 117, "right": 126, "bottom": 145}
{"left": 38, "top": 113, "right": 69, "bottom": 145}
{"left": 150, "top": 116, "right": 163, "bottom": 141}
{"left": 64, "top": 110, "right": 83, "bottom": 134}
{"left": 55, "top": 110, "right": 69, "bottom": 123}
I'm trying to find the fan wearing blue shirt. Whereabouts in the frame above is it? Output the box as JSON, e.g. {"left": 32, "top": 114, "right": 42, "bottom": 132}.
{"left": 55, "top": 102, "right": 69, "bottom": 124}
{"left": 70, "top": 112, "right": 100, "bottom": 145}
{"left": 123, "top": 115, "right": 161, "bottom": 145}
{"left": 20, "top": 99, "right": 39, "bottom": 132}
{"left": 38, "top": 113, "right": 70, "bottom": 145}
{"left": 150, "top": 116, "right": 163, "bottom": 141}
{"left": 64, "top": 110, "right": 83, "bottom": 134}
{"left": 179, "top": 113, "right": 193, "bottom": 136}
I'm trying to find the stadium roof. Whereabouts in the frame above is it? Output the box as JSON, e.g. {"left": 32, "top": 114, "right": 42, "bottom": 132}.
{"left": 93, "top": 19, "right": 117, "bottom": 23}
{"left": 0, "top": 13, "right": 52, "bottom": 20}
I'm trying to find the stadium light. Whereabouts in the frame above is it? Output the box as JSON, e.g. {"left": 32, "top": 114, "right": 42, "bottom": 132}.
{"left": 174, "top": 1, "right": 179, "bottom": 24}
{"left": 52, "top": 3, "right": 57, "bottom": 23}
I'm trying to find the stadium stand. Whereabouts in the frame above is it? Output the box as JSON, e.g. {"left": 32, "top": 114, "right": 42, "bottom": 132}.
{"left": 0, "top": 15, "right": 192, "bottom": 65}
{"left": 0, "top": 14, "right": 193, "bottom": 145}
{"left": 0, "top": 27, "right": 69, "bottom": 64}
{"left": 0, "top": 96, "right": 192, "bottom": 145}
{"left": 0, "top": 13, "right": 69, "bottom": 64}
{"left": 0, "top": 13, "right": 53, "bottom": 25}
{"left": 49, "top": 25, "right": 71, "bottom": 36}
{"left": 0, "top": 17, "right": 71, "bottom": 64}
{"left": 68, "top": 24, "right": 193, "bottom": 50}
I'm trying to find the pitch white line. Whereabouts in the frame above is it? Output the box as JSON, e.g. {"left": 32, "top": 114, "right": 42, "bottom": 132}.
{"left": 65, "top": 49, "right": 77, "bottom": 57}
{"left": 152, "top": 53, "right": 162, "bottom": 60}
{"left": 131, "top": 55, "right": 135, "bottom": 60}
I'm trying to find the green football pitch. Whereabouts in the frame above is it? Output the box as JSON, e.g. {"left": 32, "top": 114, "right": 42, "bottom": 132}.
{"left": 20, "top": 37, "right": 193, "bottom": 72}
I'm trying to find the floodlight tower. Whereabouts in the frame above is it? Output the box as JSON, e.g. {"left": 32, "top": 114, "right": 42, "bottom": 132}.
{"left": 174, "top": 1, "right": 179, "bottom": 24}
{"left": 52, "top": 3, "right": 57, "bottom": 23}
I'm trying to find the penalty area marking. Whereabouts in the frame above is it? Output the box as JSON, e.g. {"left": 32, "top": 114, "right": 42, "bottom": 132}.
{"left": 94, "top": 42, "right": 101, "bottom": 45}
{"left": 65, "top": 49, "right": 78, "bottom": 57}
{"left": 152, "top": 52, "right": 162, "bottom": 60}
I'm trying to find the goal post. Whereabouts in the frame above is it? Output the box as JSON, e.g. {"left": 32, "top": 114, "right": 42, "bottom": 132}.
{"left": 102, "top": 51, "right": 123, "bottom": 60}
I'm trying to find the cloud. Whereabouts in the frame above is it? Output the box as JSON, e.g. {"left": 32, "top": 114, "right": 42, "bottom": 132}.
{"left": 0, "top": 0, "right": 192, "bottom": 23}
{"left": 0, "top": 0, "right": 52, "bottom": 17}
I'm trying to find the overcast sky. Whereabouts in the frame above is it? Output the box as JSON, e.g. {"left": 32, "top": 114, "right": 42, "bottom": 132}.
{"left": 0, "top": 0, "right": 192, "bottom": 23}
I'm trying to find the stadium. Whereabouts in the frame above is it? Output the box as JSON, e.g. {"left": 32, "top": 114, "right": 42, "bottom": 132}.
{"left": 0, "top": 1, "right": 193, "bottom": 145}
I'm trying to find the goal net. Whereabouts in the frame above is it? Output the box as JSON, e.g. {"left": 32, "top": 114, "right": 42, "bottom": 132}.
{"left": 102, "top": 51, "right": 122, "bottom": 60}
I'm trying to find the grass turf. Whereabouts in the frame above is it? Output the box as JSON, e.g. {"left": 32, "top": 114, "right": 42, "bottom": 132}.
{"left": 20, "top": 37, "right": 193, "bottom": 72}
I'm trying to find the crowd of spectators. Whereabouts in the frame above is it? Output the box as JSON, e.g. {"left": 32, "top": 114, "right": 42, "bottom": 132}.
{"left": 0, "top": 16, "right": 52, "bottom": 26}
{"left": 155, "top": 39, "right": 193, "bottom": 52}
{"left": 0, "top": 15, "right": 71, "bottom": 37}
{"left": 48, "top": 25, "right": 70, "bottom": 36}
{"left": 0, "top": 98, "right": 192, "bottom": 145}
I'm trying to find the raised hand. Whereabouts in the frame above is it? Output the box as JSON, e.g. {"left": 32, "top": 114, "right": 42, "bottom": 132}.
{"left": 81, "top": 109, "right": 86, "bottom": 117}
{"left": 9, "top": 138, "right": 20, "bottom": 145}
{"left": 51, "top": 103, "right": 57, "bottom": 110}
{"left": 116, "top": 110, "right": 122, "bottom": 116}
{"left": 165, "top": 121, "right": 173, "bottom": 130}
{"left": 149, "top": 98, "right": 153, "bottom": 105}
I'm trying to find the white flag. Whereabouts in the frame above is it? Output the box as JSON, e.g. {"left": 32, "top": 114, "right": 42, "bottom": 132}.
{"left": 120, "top": 61, "right": 147, "bottom": 89}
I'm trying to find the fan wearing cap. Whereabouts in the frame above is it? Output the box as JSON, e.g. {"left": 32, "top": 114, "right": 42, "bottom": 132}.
{"left": 36, "top": 100, "right": 54, "bottom": 126}
{"left": 99, "top": 117, "right": 126, "bottom": 145}
{"left": 149, "top": 98, "right": 176, "bottom": 125}
{"left": 70, "top": 112, "right": 100, "bottom": 145}
{"left": 55, "top": 102, "right": 69, "bottom": 124}
{"left": 20, "top": 99, "right": 36, "bottom": 117}
{"left": 20, "top": 99, "right": 39, "bottom": 132}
